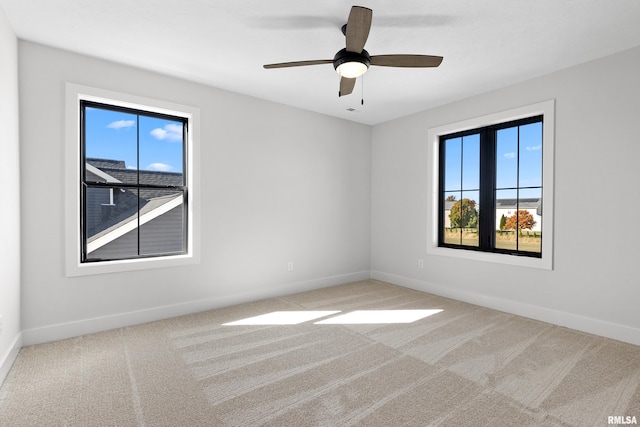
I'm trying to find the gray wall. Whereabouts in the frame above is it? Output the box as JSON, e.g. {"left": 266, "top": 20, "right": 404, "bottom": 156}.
{"left": 0, "top": 7, "right": 21, "bottom": 383}
{"left": 19, "top": 41, "right": 372, "bottom": 344}
{"left": 371, "top": 46, "right": 640, "bottom": 345}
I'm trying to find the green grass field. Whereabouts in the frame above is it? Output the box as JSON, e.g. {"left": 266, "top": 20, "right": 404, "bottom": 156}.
{"left": 444, "top": 229, "right": 541, "bottom": 253}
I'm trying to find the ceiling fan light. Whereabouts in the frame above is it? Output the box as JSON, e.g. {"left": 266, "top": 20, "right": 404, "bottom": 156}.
{"left": 336, "top": 61, "right": 369, "bottom": 78}
{"left": 333, "top": 48, "right": 371, "bottom": 78}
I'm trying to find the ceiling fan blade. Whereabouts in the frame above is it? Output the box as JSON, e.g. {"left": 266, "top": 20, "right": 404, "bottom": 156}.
{"left": 345, "top": 6, "right": 372, "bottom": 53}
{"left": 370, "top": 54, "right": 443, "bottom": 68}
{"left": 263, "top": 59, "right": 333, "bottom": 69}
{"left": 339, "top": 77, "right": 356, "bottom": 97}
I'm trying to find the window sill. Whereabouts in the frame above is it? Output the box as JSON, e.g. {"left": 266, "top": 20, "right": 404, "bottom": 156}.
{"left": 427, "top": 245, "right": 552, "bottom": 270}
{"left": 66, "top": 253, "right": 198, "bottom": 277}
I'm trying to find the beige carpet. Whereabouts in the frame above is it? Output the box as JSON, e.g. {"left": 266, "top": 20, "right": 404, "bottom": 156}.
{"left": 1, "top": 280, "right": 639, "bottom": 426}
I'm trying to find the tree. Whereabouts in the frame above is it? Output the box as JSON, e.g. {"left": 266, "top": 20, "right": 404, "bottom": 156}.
{"left": 445, "top": 195, "right": 457, "bottom": 201}
{"left": 499, "top": 214, "right": 506, "bottom": 231}
{"left": 504, "top": 210, "right": 536, "bottom": 230}
{"left": 449, "top": 198, "right": 478, "bottom": 229}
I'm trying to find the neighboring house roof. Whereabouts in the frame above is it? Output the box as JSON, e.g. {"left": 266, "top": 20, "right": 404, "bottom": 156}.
{"left": 86, "top": 158, "right": 183, "bottom": 187}
{"left": 495, "top": 198, "right": 540, "bottom": 210}
{"left": 444, "top": 197, "right": 541, "bottom": 211}
{"left": 86, "top": 163, "right": 122, "bottom": 183}
{"left": 95, "top": 167, "right": 183, "bottom": 187}
{"left": 86, "top": 158, "right": 127, "bottom": 170}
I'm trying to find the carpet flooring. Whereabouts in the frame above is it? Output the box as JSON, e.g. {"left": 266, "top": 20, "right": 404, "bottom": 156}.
{"left": 1, "top": 280, "right": 639, "bottom": 426}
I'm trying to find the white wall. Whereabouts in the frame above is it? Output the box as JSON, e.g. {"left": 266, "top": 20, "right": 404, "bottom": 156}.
{"left": 19, "top": 41, "right": 371, "bottom": 345}
{"left": 371, "top": 46, "right": 640, "bottom": 345}
{"left": 0, "top": 7, "right": 22, "bottom": 383}
{"left": 13, "top": 38, "right": 640, "bottom": 350}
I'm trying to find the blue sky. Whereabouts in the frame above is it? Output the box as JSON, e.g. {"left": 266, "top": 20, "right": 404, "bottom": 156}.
{"left": 444, "top": 121, "right": 542, "bottom": 200}
{"left": 85, "top": 107, "right": 184, "bottom": 173}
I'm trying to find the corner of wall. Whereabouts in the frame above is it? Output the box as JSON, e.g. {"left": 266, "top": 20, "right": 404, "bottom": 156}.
{"left": 371, "top": 270, "right": 640, "bottom": 347}
{"left": 0, "top": 333, "right": 22, "bottom": 387}
{"left": 0, "top": 2, "right": 22, "bottom": 389}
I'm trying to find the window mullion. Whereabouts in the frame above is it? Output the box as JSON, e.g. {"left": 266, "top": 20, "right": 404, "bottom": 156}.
{"left": 136, "top": 114, "right": 141, "bottom": 257}
{"left": 479, "top": 128, "right": 495, "bottom": 250}
{"left": 516, "top": 125, "right": 521, "bottom": 252}
{"left": 438, "top": 139, "right": 446, "bottom": 246}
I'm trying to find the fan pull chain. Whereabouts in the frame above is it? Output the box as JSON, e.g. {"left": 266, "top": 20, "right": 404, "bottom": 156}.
{"left": 361, "top": 75, "right": 365, "bottom": 105}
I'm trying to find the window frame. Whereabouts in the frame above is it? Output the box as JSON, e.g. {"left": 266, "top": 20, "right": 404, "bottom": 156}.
{"left": 65, "top": 83, "right": 200, "bottom": 277}
{"left": 426, "top": 100, "right": 554, "bottom": 270}
{"left": 80, "top": 101, "right": 189, "bottom": 263}
{"left": 438, "top": 115, "right": 543, "bottom": 257}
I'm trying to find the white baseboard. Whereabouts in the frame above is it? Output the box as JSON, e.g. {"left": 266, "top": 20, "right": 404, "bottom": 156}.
{"left": 21, "top": 269, "right": 638, "bottom": 348}
{"left": 22, "top": 270, "right": 371, "bottom": 346}
{"left": 0, "top": 332, "right": 22, "bottom": 386}
{"left": 371, "top": 270, "right": 640, "bottom": 347}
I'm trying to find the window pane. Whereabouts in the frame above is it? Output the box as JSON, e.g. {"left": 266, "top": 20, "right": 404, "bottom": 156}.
{"left": 496, "top": 127, "right": 518, "bottom": 189}
{"left": 442, "top": 191, "right": 462, "bottom": 234}
{"left": 139, "top": 189, "right": 185, "bottom": 255}
{"left": 461, "top": 191, "right": 479, "bottom": 247}
{"left": 445, "top": 191, "right": 479, "bottom": 247}
{"left": 495, "top": 189, "right": 517, "bottom": 251}
{"left": 444, "top": 137, "right": 461, "bottom": 191}
{"left": 519, "top": 188, "right": 542, "bottom": 253}
{"left": 462, "top": 134, "right": 480, "bottom": 190}
{"left": 85, "top": 186, "right": 140, "bottom": 261}
{"left": 138, "top": 116, "right": 184, "bottom": 186}
{"left": 84, "top": 107, "right": 138, "bottom": 184}
{"left": 443, "top": 227, "right": 461, "bottom": 245}
{"left": 519, "top": 122, "right": 543, "bottom": 188}
{"left": 495, "top": 188, "right": 541, "bottom": 253}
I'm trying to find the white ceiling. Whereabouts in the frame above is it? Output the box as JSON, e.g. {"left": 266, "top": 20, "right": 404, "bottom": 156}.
{"left": 2, "top": 0, "right": 640, "bottom": 125}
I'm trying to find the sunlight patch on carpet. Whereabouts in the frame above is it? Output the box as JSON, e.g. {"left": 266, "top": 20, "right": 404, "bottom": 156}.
{"left": 223, "top": 311, "right": 340, "bottom": 325}
{"left": 315, "top": 309, "right": 443, "bottom": 324}
{"left": 223, "top": 309, "right": 444, "bottom": 326}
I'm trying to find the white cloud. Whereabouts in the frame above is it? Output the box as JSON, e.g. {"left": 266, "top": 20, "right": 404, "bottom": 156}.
{"left": 107, "top": 120, "right": 135, "bottom": 130}
{"left": 526, "top": 145, "right": 542, "bottom": 151}
{"left": 504, "top": 152, "right": 516, "bottom": 159}
{"left": 150, "top": 123, "right": 183, "bottom": 141}
{"left": 146, "top": 162, "right": 173, "bottom": 172}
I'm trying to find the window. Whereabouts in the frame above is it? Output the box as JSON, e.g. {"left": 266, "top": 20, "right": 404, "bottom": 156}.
{"left": 65, "top": 84, "right": 200, "bottom": 276}
{"left": 439, "top": 115, "right": 542, "bottom": 257}
{"left": 81, "top": 102, "right": 188, "bottom": 262}
{"left": 427, "top": 101, "right": 554, "bottom": 270}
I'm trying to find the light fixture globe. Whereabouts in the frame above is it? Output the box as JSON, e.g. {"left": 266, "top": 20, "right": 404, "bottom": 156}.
{"left": 333, "top": 48, "right": 370, "bottom": 78}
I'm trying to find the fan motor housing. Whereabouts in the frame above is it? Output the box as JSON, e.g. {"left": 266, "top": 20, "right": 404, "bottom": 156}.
{"left": 333, "top": 48, "right": 371, "bottom": 71}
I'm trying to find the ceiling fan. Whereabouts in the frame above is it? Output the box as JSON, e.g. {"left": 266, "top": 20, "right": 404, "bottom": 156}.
{"left": 263, "top": 6, "right": 443, "bottom": 97}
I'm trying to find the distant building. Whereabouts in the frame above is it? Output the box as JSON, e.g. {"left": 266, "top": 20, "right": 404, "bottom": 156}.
{"left": 443, "top": 198, "right": 541, "bottom": 232}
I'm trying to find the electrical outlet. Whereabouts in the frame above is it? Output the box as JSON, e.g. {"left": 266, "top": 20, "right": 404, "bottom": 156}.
{"left": 418, "top": 259, "right": 424, "bottom": 269}
{"left": 287, "top": 261, "right": 294, "bottom": 272}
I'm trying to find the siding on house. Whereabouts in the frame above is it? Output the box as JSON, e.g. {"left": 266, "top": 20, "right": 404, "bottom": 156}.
{"left": 85, "top": 187, "right": 111, "bottom": 232}
{"left": 88, "top": 204, "right": 184, "bottom": 259}
{"left": 84, "top": 158, "right": 185, "bottom": 260}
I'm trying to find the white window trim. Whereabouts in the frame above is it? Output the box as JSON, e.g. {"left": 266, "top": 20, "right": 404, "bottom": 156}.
{"left": 65, "top": 83, "right": 201, "bottom": 277}
{"left": 426, "top": 100, "right": 555, "bottom": 270}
